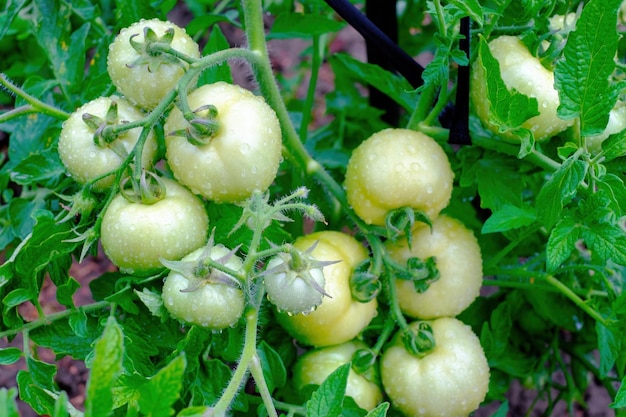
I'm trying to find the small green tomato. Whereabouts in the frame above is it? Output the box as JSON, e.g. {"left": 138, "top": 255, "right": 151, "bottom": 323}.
{"left": 100, "top": 178, "right": 209, "bottom": 275}
{"left": 57, "top": 96, "right": 157, "bottom": 191}
{"left": 381, "top": 318, "right": 490, "bottom": 417}
{"left": 293, "top": 340, "right": 383, "bottom": 411}
{"left": 162, "top": 244, "right": 244, "bottom": 329}
{"left": 345, "top": 128, "right": 454, "bottom": 226}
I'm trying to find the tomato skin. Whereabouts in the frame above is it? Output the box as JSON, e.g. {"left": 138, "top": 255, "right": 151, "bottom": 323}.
{"left": 100, "top": 178, "right": 209, "bottom": 275}
{"left": 385, "top": 215, "right": 483, "bottom": 319}
{"left": 162, "top": 244, "right": 244, "bottom": 329}
{"left": 380, "top": 318, "right": 490, "bottom": 417}
{"left": 164, "top": 82, "right": 283, "bottom": 203}
{"left": 107, "top": 19, "right": 201, "bottom": 110}
{"left": 470, "top": 35, "right": 572, "bottom": 142}
{"left": 293, "top": 340, "right": 383, "bottom": 411}
{"left": 57, "top": 96, "right": 157, "bottom": 191}
{"left": 344, "top": 128, "right": 454, "bottom": 226}
{"left": 274, "top": 231, "right": 378, "bottom": 347}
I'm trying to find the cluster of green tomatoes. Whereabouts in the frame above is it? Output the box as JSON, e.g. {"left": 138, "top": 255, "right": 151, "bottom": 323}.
{"left": 57, "top": 18, "right": 490, "bottom": 417}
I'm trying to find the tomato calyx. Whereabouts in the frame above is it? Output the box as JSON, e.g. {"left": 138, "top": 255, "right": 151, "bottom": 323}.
{"left": 390, "top": 255, "right": 440, "bottom": 293}
{"left": 120, "top": 170, "right": 167, "bottom": 205}
{"left": 161, "top": 233, "right": 243, "bottom": 291}
{"left": 351, "top": 347, "right": 377, "bottom": 376}
{"left": 384, "top": 207, "right": 431, "bottom": 248}
{"left": 81, "top": 100, "right": 129, "bottom": 152}
{"left": 350, "top": 260, "right": 381, "bottom": 302}
{"left": 127, "top": 26, "right": 183, "bottom": 72}
{"left": 402, "top": 321, "right": 436, "bottom": 358}
{"left": 169, "top": 103, "right": 220, "bottom": 146}
{"left": 56, "top": 188, "right": 98, "bottom": 225}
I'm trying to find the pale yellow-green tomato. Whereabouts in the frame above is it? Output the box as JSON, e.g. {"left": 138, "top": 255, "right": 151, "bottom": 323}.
{"left": 164, "top": 82, "right": 283, "bottom": 203}
{"left": 162, "top": 244, "right": 244, "bottom": 329}
{"left": 385, "top": 215, "right": 483, "bottom": 319}
{"left": 344, "top": 128, "right": 454, "bottom": 226}
{"left": 293, "top": 340, "right": 383, "bottom": 411}
{"left": 58, "top": 96, "right": 157, "bottom": 191}
{"left": 381, "top": 318, "right": 490, "bottom": 417}
{"left": 471, "top": 35, "right": 573, "bottom": 142}
{"left": 107, "top": 19, "right": 201, "bottom": 110}
{"left": 275, "top": 231, "right": 378, "bottom": 347}
{"left": 100, "top": 178, "right": 209, "bottom": 275}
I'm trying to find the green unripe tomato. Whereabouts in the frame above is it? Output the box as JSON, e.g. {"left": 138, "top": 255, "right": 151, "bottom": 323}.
{"left": 471, "top": 35, "right": 573, "bottom": 142}
{"left": 381, "top": 318, "right": 490, "bottom": 417}
{"left": 57, "top": 96, "right": 157, "bottom": 191}
{"left": 385, "top": 215, "right": 483, "bottom": 319}
{"left": 162, "top": 244, "right": 244, "bottom": 329}
{"left": 164, "top": 82, "right": 283, "bottom": 203}
{"left": 344, "top": 128, "right": 454, "bottom": 226}
{"left": 275, "top": 231, "right": 378, "bottom": 347}
{"left": 100, "top": 178, "right": 209, "bottom": 275}
{"left": 293, "top": 340, "right": 383, "bottom": 411}
{"left": 107, "top": 19, "right": 201, "bottom": 109}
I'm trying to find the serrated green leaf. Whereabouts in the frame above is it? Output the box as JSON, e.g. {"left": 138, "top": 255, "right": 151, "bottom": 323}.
{"left": 536, "top": 154, "right": 588, "bottom": 228}
{"left": 114, "top": 0, "right": 157, "bottom": 31}
{"left": 448, "top": 0, "right": 484, "bottom": 25}
{"left": 53, "top": 391, "right": 69, "bottom": 417}
{"left": 176, "top": 407, "right": 212, "bottom": 417}
{"left": 582, "top": 223, "right": 626, "bottom": 266}
{"left": 331, "top": 54, "right": 417, "bottom": 112}
{"left": 138, "top": 355, "right": 186, "bottom": 417}
{"left": 601, "top": 129, "right": 626, "bottom": 162}
{"left": 268, "top": 13, "right": 345, "bottom": 39}
{"left": 611, "top": 375, "right": 626, "bottom": 408}
{"left": 0, "top": 388, "right": 20, "bottom": 417}
{"left": 0, "top": 0, "right": 29, "bottom": 39}
{"left": 597, "top": 321, "right": 620, "bottom": 378}
{"left": 10, "top": 150, "right": 65, "bottom": 186}
{"left": 27, "top": 357, "right": 58, "bottom": 391}
{"left": 85, "top": 316, "right": 124, "bottom": 417}
{"left": 257, "top": 341, "right": 287, "bottom": 393}
{"left": 16, "top": 370, "right": 57, "bottom": 415}
{"left": 554, "top": 0, "right": 622, "bottom": 136}
{"left": 546, "top": 217, "right": 581, "bottom": 272}
{"left": 30, "top": 314, "right": 101, "bottom": 359}
{"left": 476, "top": 36, "right": 539, "bottom": 157}
{"left": 134, "top": 288, "right": 165, "bottom": 317}
{"left": 306, "top": 362, "right": 350, "bottom": 417}
{"left": 0, "top": 348, "right": 22, "bottom": 365}
{"left": 199, "top": 25, "right": 233, "bottom": 86}
{"left": 482, "top": 204, "right": 536, "bottom": 234}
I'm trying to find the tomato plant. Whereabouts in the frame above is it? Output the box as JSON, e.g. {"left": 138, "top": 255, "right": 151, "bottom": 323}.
{"left": 1, "top": 0, "right": 626, "bottom": 417}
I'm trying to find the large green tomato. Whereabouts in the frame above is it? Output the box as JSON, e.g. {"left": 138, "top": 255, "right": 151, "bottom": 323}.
{"left": 344, "top": 128, "right": 454, "bottom": 226}
{"left": 470, "top": 35, "right": 573, "bottom": 142}
{"left": 57, "top": 96, "right": 157, "bottom": 191}
{"left": 293, "top": 340, "right": 383, "bottom": 411}
{"left": 381, "top": 318, "right": 490, "bottom": 417}
{"left": 385, "top": 215, "right": 483, "bottom": 319}
{"left": 100, "top": 178, "right": 209, "bottom": 275}
{"left": 162, "top": 244, "right": 244, "bottom": 329}
{"left": 274, "top": 231, "right": 378, "bottom": 347}
{"left": 164, "top": 82, "right": 283, "bottom": 203}
{"left": 107, "top": 19, "right": 201, "bottom": 110}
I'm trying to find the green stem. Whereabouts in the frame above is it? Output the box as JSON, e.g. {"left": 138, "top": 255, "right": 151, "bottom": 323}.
{"left": 249, "top": 353, "right": 279, "bottom": 417}
{"left": 544, "top": 274, "right": 607, "bottom": 326}
{"left": 0, "top": 73, "right": 70, "bottom": 120}
{"left": 0, "top": 301, "right": 110, "bottom": 340}
{"left": 406, "top": 82, "right": 438, "bottom": 130}
{"left": 211, "top": 308, "right": 259, "bottom": 417}
{"left": 299, "top": 32, "right": 324, "bottom": 141}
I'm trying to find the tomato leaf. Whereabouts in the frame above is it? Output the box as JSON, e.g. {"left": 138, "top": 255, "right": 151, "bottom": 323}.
{"left": 306, "top": 362, "right": 350, "bottom": 417}
{"left": 596, "top": 321, "right": 621, "bottom": 378}
{"left": 554, "top": 0, "right": 623, "bottom": 136}
{"left": 268, "top": 13, "right": 345, "bottom": 39}
{"left": 0, "top": 388, "right": 20, "bottom": 417}
{"left": 475, "top": 36, "right": 539, "bottom": 157}
{"left": 199, "top": 25, "right": 234, "bottom": 86}
{"left": 16, "top": 371, "right": 56, "bottom": 415}
{"left": 546, "top": 216, "right": 581, "bottom": 272}
{"left": 535, "top": 154, "right": 588, "bottom": 229}
{"left": 364, "top": 402, "right": 389, "bottom": 417}
{"left": 256, "top": 342, "right": 287, "bottom": 393}
{"left": 582, "top": 223, "right": 626, "bottom": 266}
{"left": 482, "top": 204, "right": 536, "bottom": 234}
{"left": 84, "top": 316, "right": 124, "bottom": 417}
{"left": 138, "top": 355, "right": 187, "bottom": 417}
{"left": 601, "top": 129, "right": 626, "bottom": 162}
{"left": 611, "top": 376, "right": 626, "bottom": 408}
{"left": 0, "top": 348, "right": 22, "bottom": 365}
